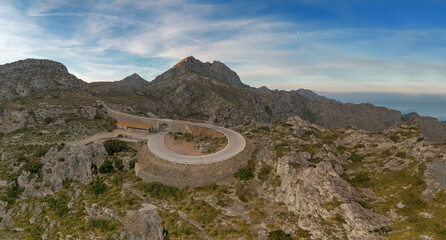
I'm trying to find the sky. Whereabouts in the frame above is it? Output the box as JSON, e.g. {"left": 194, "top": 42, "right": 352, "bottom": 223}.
{"left": 1, "top": 0, "right": 446, "bottom": 95}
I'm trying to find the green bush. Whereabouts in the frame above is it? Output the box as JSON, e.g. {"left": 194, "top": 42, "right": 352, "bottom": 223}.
{"left": 89, "top": 179, "right": 108, "bottom": 195}
{"left": 267, "top": 230, "right": 292, "bottom": 240}
{"left": 1, "top": 183, "right": 24, "bottom": 205}
{"left": 235, "top": 182, "right": 254, "bottom": 202}
{"left": 129, "top": 159, "right": 137, "bottom": 169}
{"left": 93, "top": 113, "right": 103, "bottom": 120}
{"left": 17, "top": 155, "right": 28, "bottom": 162}
{"left": 23, "top": 160, "right": 43, "bottom": 174}
{"left": 58, "top": 157, "right": 65, "bottom": 162}
{"left": 113, "top": 157, "right": 124, "bottom": 171}
{"left": 234, "top": 168, "right": 254, "bottom": 181}
{"left": 98, "top": 160, "right": 114, "bottom": 174}
{"left": 47, "top": 192, "right": 70, "bottom": 217}
{"left": 88, "top": 219, "right": 116, "bottom": 231}
{"left": 349, "top": 153, "right": 364, "bottom": 163}
{"left": 43, "top": 117, "right": 54, "bottom": 125}
{"left": 309, "top": 157, "right": 323, "bottom": 164}
{"left": 379, "top": 149, "right": 392, "bottom": 158}
{"left": 389, "top": 134, "right": 399, "bottom": 143}
{"left": 396, "top": 152, "right": 406, "bottom": 158}
{"left": 103, "top": 139, "right": 128, "bottom": 155}
{"left": 274, "top": 143, "right": 289, "bottom": 159}
{"left": 349, "top": 172, "right": 372, "bottom": 188}
{"left": 137, "top": 182, "right": 187, "bottom": 202}
{"left": 258, "top": 165, "right": 273, "bottom": 181}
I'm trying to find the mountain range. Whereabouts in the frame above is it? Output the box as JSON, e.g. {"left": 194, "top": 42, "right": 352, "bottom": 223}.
{"left": 1, "top": 56, "right": 445, "bottom": 141}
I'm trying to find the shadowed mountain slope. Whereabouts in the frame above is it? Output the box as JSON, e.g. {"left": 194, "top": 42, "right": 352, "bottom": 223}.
{"left": 0, "top": 57, "right": 444, "bottom": 141}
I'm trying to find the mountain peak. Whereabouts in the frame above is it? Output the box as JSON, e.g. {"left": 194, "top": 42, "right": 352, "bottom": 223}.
{"left": 118, "top": 73, "right": 147, "bottom": 86}
{"left": 0, "top": 59, "right": 86, "bottom": 100}
{"left": 174, "top": 56, "right": 200, "bottom": 67}
{"left": 152, "top": 56, "right": 247, "bottom": 88}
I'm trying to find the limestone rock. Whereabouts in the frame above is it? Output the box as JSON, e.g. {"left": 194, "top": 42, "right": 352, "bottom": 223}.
{"left": 275, "top": 155, "right": 390, "bottom": 239}
{"left": 0, "top": 59, "right": 87, "bottom": 100}
{"left": 122, "top": 204, "right": 164, "bottom": 240}
{"left": 41, "top": 143, "right": 107, "bottom": 190}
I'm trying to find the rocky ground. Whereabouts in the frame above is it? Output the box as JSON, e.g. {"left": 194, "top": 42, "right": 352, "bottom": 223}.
{"left": 0, "top": 113, "right": 445, "bottom": 239}
{"left": 1, "top": 57, "right": 446, "bottom": 239}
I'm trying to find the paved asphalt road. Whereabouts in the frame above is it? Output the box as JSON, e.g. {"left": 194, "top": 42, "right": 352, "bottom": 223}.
{"left": 147, "top": 122, "right": 246, "bottom": 164}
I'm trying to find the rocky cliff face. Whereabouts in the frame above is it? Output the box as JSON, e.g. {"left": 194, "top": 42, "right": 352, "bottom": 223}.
{"left": 152, "top": 56, "right": 247, "bottom": 88}
{"left": 0, "top": 59, "right": 87, "bottom": 100}
{"left": 95, "top": 56, "right": 409, "bottom": 133}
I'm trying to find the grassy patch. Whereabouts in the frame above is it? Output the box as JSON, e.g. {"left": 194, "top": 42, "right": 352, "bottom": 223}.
{"left": 274, "top": 142, "right": 290, "bottom": 160}
{"left": 234, "top": 168, "right": 254, "bottom": 181}
{"left": 258, "top": 165, "right": 273, "bottom": 181}
{"left": 137, "top": 182, "right": 188, "bottom": 202}
{"left": 323, "top": 198, "right": 342, "bottom": 211}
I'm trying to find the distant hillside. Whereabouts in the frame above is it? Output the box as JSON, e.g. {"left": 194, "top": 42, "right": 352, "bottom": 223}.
{"left": 0, "top": 59, "right": 86, "bottom": 101}
{"left": 0, "top": 57, "right": 445, "bottom": 141}
{"left": 92, "top": 56, "right": 404, "bottom": 132}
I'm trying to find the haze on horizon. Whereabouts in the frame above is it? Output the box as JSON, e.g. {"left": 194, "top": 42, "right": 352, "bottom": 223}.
{"left": 1, "top": 0, "right": 446, "bottom": 95}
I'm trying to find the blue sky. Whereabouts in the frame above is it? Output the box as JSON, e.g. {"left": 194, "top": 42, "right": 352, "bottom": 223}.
{"left": 1, "top": 0, "right": 446, "bottom": 94}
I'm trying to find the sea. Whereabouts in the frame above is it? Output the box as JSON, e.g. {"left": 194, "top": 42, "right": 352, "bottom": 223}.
{"left": 319, "top": 92, "right": 446, "bottom": 122}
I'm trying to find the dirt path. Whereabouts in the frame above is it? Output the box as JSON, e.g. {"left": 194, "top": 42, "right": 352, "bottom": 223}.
{"left": 164, "top": 135, "right": 204, "bottom": 156}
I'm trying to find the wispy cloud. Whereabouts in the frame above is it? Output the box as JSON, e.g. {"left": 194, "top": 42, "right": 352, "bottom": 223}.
{"left": 0, "top": 0, "right": 445, "bottom": 94}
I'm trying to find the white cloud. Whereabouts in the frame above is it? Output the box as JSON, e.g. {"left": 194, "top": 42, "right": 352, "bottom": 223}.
{"left": 0, "top": 0, "right": 445, "bottom": 94}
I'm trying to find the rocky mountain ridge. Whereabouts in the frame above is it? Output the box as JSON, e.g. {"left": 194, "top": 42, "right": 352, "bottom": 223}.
{"left": 1, "top": 57, "right": 445, "bottom": 142}
{"left": 0, "top": 59, "right": 87, "bottom": 101}
{"left": 152, "top": 56, "right": 247, "bottom": 88}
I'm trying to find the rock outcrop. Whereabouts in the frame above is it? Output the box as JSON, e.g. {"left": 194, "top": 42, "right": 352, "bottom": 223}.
{"left": 91, "top": 56, "right": 435, "bottom": 135}
{"left": 18, "top": 143, "right": 107, "bottom": 197}
{"left": 276, "top": 156, "right": 390, "bottom": 239}
{"left": 41, "top": 143, "right": 107, "bottom": 188}
{"left": 122, "top": 203, "right": 164, "bottom": 240}
{"left": 0, "top": 59, "right": 87, "bottom": 100}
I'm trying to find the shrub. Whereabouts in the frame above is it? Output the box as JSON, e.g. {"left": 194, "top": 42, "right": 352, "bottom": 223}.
{"left": 1, "top": 183, "right": 24, "bottom": 205}
{"left": 47, "top": 192, "right": 70, "bottom": 217}
{"left": 88, "top": 179, "right": 108, "bottom": 195}
{"left": 129, "top": 159, "right": 137, "bottom": 169}
{"left": 274, "top": 143, "right": 289, "bottom": 159}
{"left": 323, "top": 197, "right": 342, "bottom": 210}
{"left": 23, "top": 160, "right": 43, "bottom": 174}
{"left": 267, "top": 230, "right": 292, "bottom": 240}
{"left": 137, "top": 182, "right": 187, "bottom": 202}
{"left": 258, "top": 165, "right": 273, "bottom": 181}
{"left": 88, "top": 219, "right": 116, "bottom": 231}
{"left": 235, "top": 182, "right": 254, "bottom": 202}
{"left": 349, "top": 172, "right": 372, "bottom": 188}
{"left": 43, "top": 117, "right": 54, "bottom": 125}
{"left": 396, "top": 152, "right": 406, "bottom": 158}
{"left": 103, "top": 139, "right": 128, "bottom": 155}
{"left": 336, "top": 145, "right": 347, "bottom": 153}
{"left": 113, "top": 157, "right": 124, "bottom": 171}
{"left": 349, "top": 153, "right": 364, "bottom": 163}
{"left": 389, "top": 135, "right": 399, "bottom": 143}
{"left": 17, "top": 155, "right": 28, "bottom": 162}
{"left": 98, "top": 159, "right": 114, "bottom": 174}
{"left": 379, "top": 149, "right": 392, "bottom": 158}
{"left": 93, "top": 113, "right": 103, "bottom": 120}
{"left": 58, "top": 157, "right": 65, "bottom": 162}
{"left": 234, "top": 168, "right": 254, "bottom": 181}
{"left": 309, "top": 157, "right": 323, "bottom": 164}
